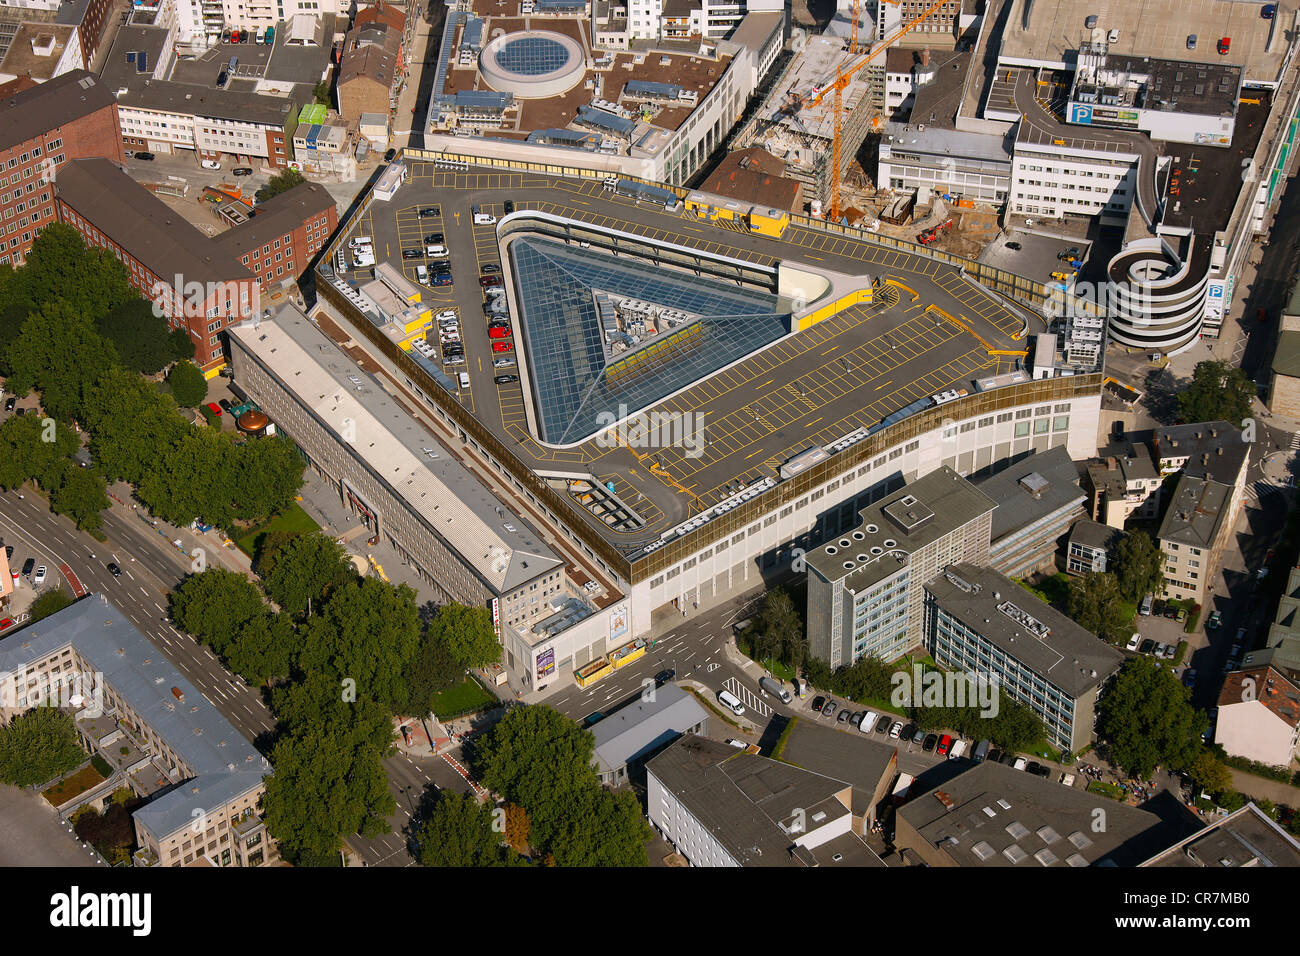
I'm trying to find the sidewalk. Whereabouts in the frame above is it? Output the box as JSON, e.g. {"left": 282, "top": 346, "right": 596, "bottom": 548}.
{"left": 104, "top": 483, "right": 254, "bottom": 578}
{"left": 1228, "top": 767, "right": 1300, "bottom": 807}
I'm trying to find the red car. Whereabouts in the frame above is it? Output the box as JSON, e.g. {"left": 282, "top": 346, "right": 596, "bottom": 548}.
{"left": 936, "top": 734, "right": 953, "bottom": 757}
{"left": 1218, "top": 36, "right": 1230, "bottom": 54}
{"left": 206, "top": 402, "right": 223, "bottom": 417}
{"left": 488, "top": 326, "right": 511, "bottom": 339}
{"left": 0, "top": 617, "right": 13, "bottom": 632}
{"left": 479, "top": 275, "right": 502, "bottom": 288}
{"left": 491, "top": 341, "right": 514, "bottom": 353}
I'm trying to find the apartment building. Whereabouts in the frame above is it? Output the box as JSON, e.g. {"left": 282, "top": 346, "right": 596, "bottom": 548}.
{"left": 0, "top": 596, "right": 275, "bottom": 868}
{"left": 115, "top": 78, "right": 296, "bottom": 167}
{"left": 336, "top": 1, "right": 405, "bottom": 122}
{"left": 0, "top": 21, "right": 82, "bottom": 83}
{"left": 805, "top": 466, "right": 995, "bottom": 668}
{"left": 1215, "top": 666, "right": 1300, "bottom": 769}
{"left": 972, "top": 446, "right": 1087, "bottom": 579}
{"left": 0, "top": 68, "right": 122, "bottom": 267}
{"left": 1066, "top": 519, "right": 1125, "bottom": 576}
{"left": 1083, "top": 440, "right": 1161, "bottom": 529}
{"left": 54, "top": 157, "right": 259, "bottom": 372}
{"left": 1152, "top": 421, "right": 1250, "bottom": 492}
{"left": 924, "top": 563, "right": 1124, "bottom": 752}
{"left": 1157, "top": 474, "right": 1234, "bottom": 607}
{"left": 211, "top": 179, "right": 337, "bottom": 292}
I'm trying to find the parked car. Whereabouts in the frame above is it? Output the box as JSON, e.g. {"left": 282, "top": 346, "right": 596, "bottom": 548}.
{"left": 1058, "top": 247, "right": 1082, "bottom": 260}
{"left": 1175, "top": 608, "right": 1187, "bottom": 623}
{"left": 384, "top": 148, "right": 397, "bottom": 162}
{"left": 32, "top": 566, "right": 46, "bottom": 586}
{"left": 479, "top": 275, "right": 502, "bottom": 288}
{"left": 4, "top": 397, "right": 14, "bottom": 411}
{"left": 233, "top": 167, "right": 253, "bottom": 176}
{"left": 911, "top": 727, "right": 925, "bottom": 745}
{"left": 423, "top": 233, "right": 445, "bottom": 245}
{"left": 503, "top": 200, "right": 515, "bottom": 214}
{"left": 419, "top": 206, "right": 441, "bottom": 217}
{"left": 206, "top": 402, "right": 223, "bottom": 417}
{"left": 201, "top": 159, "right": 222, "bottom": 170}
{"left": 1139, "top": 639, "right": 1155, "bottom": 655}
{"left": 1013, "top": 757, "right": 1028, "bottom": 771}
{"left": 875, "top": 716, "right": 891, "bottom": 735}
{"left": 488, "top": 327, "right": 511, "bottom": 339}
{"left": 135, "top": 152, "right": 155, "bottom": 161}
{"left": 481, "top": 263, "right": 500, "bottom": 274}
{"left": 1005, "top": 241, "right": 1022, "bottom": 250}
{"left": 888, "top": 721, "right": 903, "bottom": 738}
{"left": 1218, "top": 36, "right": 1230, "bottom": 54}
{"left": 1026, "top": 761, "right": 1042, "bottom": 775}
{"left": 491, "top": 342, "right": 514, "bottom": 353}
{"left": 1031, "top": 763, "right": 1051, "bottom": 778}
{"left": 1163, "top": 643, "right": 1177, "bottom": 660}
{"left": 725, "top": 738, "right": 748, "bottom": 749}
{"left": 1206, "top": 610, "right": 1223, "bottom": 629}
{"left": 493, "top": 357, "right": 516, "bottom": 368}
{"left": 494, "top": 374, "right": 518, "bottom": 384}
{"left": 922, "top": 733, "right": 938, "bottom": 752}
{"left": 21, "top": 558, "right": 35, "bottom": 576}
{"left": 402, "top": 249, "right": 423, "bottom": 259}
{"left": 811, "top": 695, "right": 825, "bottom": 712}
{"left": 349, "top": 236, "right": 373, "bottom": 249}
{"left": 937, "top": 734, "right": 953, "bottom": 757}
{"left": 836, "top": 708, "right": 851, "bottom": 724}
{"left": 1183, "top": 668, "right": 1197, "bottom": 687}
{"left": 1126, "top": 633, "right": 1141, "bottom": 651}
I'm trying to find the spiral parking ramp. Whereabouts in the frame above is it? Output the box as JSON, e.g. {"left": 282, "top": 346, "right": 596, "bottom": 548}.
{"left": 1104, "top": 235, "right": 1212, "bottom": 355}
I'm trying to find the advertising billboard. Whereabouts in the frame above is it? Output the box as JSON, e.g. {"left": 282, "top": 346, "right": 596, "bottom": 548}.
{"left": 536, "top": 647, "right": 555, "bottom": 679}
{"left": 609, "top": 605, "right": 628, "bottom": 642}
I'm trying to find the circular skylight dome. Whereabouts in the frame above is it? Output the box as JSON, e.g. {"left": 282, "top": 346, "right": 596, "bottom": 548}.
{"left": 480, "top": 31, "right": 585, "bottom": 99}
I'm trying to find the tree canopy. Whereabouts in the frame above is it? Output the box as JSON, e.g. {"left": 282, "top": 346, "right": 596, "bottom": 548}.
{"left": 1096, "top": 657, "right": 1206, "bottom": 779}
{"left": 259, "top": 532, "right": 354, "bottom": 619}
{"left": 1112, "top": 530, "right": 1166, "bottom": 604}
{"left": 0, "top": 708, "right": 85, "bottom": 787}
{"left": 1067, "top": 572, "right": 1135, "bottom": 645}
{"left": 415, "top": 792, "right": 519, "bottom": 867}
{"left": 425, "top": 603, "right": 500, "bottom": 670}
{"left": 1177, "top": 360, "right": 1255, "bottom": 427}
{"left": 256, "top": 168, "right": 307, "bottom": 204}
{"left": 747, "top": 587, "right": 806, "bottom": 671}
{"left": 165, "top": 361, "right": 208, "bottom": 408}
{"left": 96, "top": 298, "right": 190, "bottom": 375}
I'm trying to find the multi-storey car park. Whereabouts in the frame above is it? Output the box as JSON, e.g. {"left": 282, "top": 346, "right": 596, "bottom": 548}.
{"left": 223, "top": 152, "right": 1107, "bottom": 698}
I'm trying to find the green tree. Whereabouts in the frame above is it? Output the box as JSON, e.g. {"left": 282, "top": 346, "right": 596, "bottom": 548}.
{"left": 170, "top": 568, "right": 268, "bottom": 655}
{"left": 47, "top": 461, "right": 109, "bottom": 534}
{"left": 4, "top": 300, "right": 119, "bottom": 421}
{"left": 986, "top": 694, "right": 1047, "bottom": 753}
{"left": 0, "top": 708, "right": 85, "bottom": 787}
{"left": 1112, "top": 530, "right": 1166, "bottom": 604}
{"left": 2, "top": 223, "right": 135, "bottom": 326}
{"left": 1067, "top": 572, "right": 1134, "bottom": 645}
{"left": 165, "top": 360, "right": 207, "bottom": 408}
{"left": 404, "top": 632, "right": 462, "bottom": 716}
{"left": 1097, "top": 657, "right": 1206, "bottom": 779}
{"left": 415, "top": 792, "right": 516, "bottom": 867}
{"left": 0, "top": 411, "right": 79, "bottom": 490}
{"left": 256, "top": 168, "right": 307, "bottom": 204}
{"left": 541, "top": 786, "right": 651, "bottom": 867}
{"left": 27, "top": 587, "right": 74, "bottom": 623}
{"left": 297, "top": 577, "right": 422, "bottom": 714}
{"left": 261, "top": 532, "right": 353, "bottom": 619}
{"left": 1188, "top": 750, "right": 1232, "bottom": 794}
{"left": 139, "top": 427, "right": 237, "bottom": 528}
{"left": 753, "top": 588, "right": 804, "bottom": 669}
{"left": 96, "top": 298, "right": 182, "bottom": 375}
{"left": 82, "top": 369, "right": 188, "bottom": 485}
{"left": 1177, "top": 360, "right": 1255, "bottom": 426}
{"left": 228, "top": 435, "right": 305, "bottom": 526}
{"left": 426, "top": 603, "right": 500, "bottom": 670}
{"left": 224, "top": 611, "right": 295, "bottom": 686}
{"left": 474, "top": 705, "right": 595, "bottom": 818}
{"left": 832, "top": 655, "right": 892, "bottom": 703}
{"left": 312, "top": 80, "right": 332, "bottom": 106}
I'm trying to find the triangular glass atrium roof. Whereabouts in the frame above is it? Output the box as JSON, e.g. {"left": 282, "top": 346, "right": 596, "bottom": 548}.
{"left": 509, "top": 237, "right": 791, "bottom": 445}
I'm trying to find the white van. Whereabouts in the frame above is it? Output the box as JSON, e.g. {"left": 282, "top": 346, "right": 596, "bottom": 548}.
{"left": 948, "top": 739, "right": 967, "bottom": 760}
{"left": 426, "top": 244, "right": 448, "bottom": 257}
{"left": 457, "top": 372, "right": 470, "bottom": 390}
{"left": 472, "top": 206, "right": 496, "bottom": 225}
{"left": 349, "top": 235, "right": 373, "bottom": 249}
{"left": 352, "top": 251, "right": 375, "bottom": 268}
{"left": 717, "top": 689, "right": 745, "bottom": 716}
{"left": 860, "top": 710, "right": 879, "bottom": 734}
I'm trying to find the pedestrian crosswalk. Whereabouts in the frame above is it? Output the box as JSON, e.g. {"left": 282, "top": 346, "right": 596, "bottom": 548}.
{"left": 1290, "top": 432, "right": 1300, "bottom": 451}
{"left": 722, "top": 676, "right": 773, "bottom": 718}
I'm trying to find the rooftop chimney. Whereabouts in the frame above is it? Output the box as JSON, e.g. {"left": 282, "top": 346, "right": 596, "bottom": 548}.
{"left": 921, "top": 48, "right": 931, "bottom": 68}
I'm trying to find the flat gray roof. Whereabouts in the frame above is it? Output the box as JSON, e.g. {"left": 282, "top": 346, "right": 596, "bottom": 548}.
{"left": 973, "top": 446, "right": 1086, "bottom": 545}
{"left": 0, "top": 596, "right": 268, "bottom": 841}
{"left": 99, "top": 24, "right": 169, "bottom": 93}
{"left": 900, "top": 760, "right": 1192, "bottom": 866}
{"left": 647, "top": 736, "right": 860, "bottom": 867}
{"left": 228, "top": 309, "right": 564, "bottom": 594}
{"left": 805, "top": 466, "right": 997, "bottom": 587}
{"left": 1157, "top": 474, "right": 1232, "bottom": 550}
{"left": 1141, "top": 802, "right": 1300, "bottom": 866}
{"left": 925, "top": 562, "right": 1124, "bottom": 698}
{"left": 1069, "top": 518, "right": 1126, "bottom": 553}
{"left": 773, "top": 719, "right": 897, "bottom": 818}
{"left": 589, "top": 683, "right": 708, "bottom": 773}
{"left": 882, "top": 122, "right": 1013, "bottom": 165}
{"left": 995, "top": 0, "right": 1293, "bottom": 83}
{"left": 116, "top": 78, "right": 297, "bottom": 128}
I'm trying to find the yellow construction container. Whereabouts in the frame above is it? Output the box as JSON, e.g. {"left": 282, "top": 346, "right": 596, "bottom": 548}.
{"left": 608, "top": 639, "right": 646, "bottom": 670}
{"left": 574, "top": 657, "right": 613, "bottom": 688}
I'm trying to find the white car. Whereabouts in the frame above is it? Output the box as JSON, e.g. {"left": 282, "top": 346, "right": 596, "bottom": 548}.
{"left": 435, "top": 310, "right": 458, "bottom": 322}
{"left": 724, "top": 739, "right": 747, "bottom": 749}
{"left": 1013, "top": 757, "right": 1027, "bottom": 771}
{"left": 352, "top": 254, "right": 375, "bottom": 268}
{"left": 349, "top": 236, "right": 373, "bottom": 249}
{"left": 1126, "top": 633, "right": 1141, "bottom": 651}
{"left": 493, "top": 357, "right": 515, "bottom": 368}
{"left": 473, "top": 212, "right": 497, "bottom": 225}
{"left": 33, "top": 565, "right": 46, "bottom": 586}
{"left": 415, "top": 265, "right": 429, "bottom": 283}
{"left": 201, "top": 159, "right": 222, "bottom": 170}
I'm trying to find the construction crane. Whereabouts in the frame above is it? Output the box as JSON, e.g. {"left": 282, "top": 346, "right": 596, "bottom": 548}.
{"left": 807, "top": 0, "right": 946, "bottom": 222}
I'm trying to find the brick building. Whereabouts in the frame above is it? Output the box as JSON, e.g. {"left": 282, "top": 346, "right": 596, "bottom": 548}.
{"left": 335, "top": 1, "right": 405, "bottom": 122}
{"left": 53, "top": 157, "right": 337, "bottom": 373}
{"left": 0, "top": 68, "right": 123, "bottom": 267}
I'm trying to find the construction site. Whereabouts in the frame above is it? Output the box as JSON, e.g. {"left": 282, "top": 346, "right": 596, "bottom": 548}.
{"left": 732, "top": 0, "right": 996, "bottom": 257}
